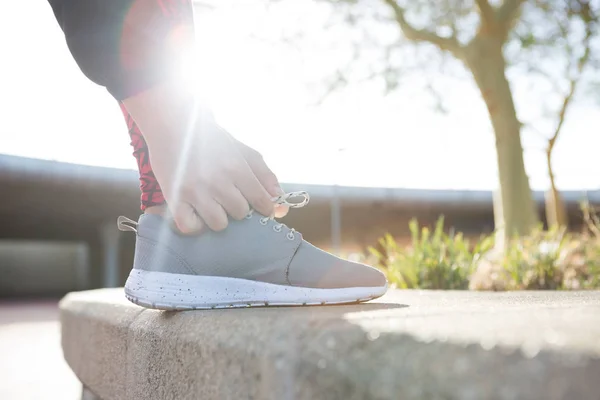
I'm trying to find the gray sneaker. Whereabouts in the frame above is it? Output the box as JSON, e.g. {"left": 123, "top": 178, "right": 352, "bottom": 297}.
{"left": 118, "top": 192, "right": 387, "bottom": 310}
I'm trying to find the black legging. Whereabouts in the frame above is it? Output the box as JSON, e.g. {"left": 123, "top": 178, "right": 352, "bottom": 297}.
{"left": 47, "top": 0, "right": 194, "bottom": 100}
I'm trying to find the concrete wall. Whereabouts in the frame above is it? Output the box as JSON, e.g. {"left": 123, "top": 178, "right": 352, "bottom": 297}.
{"left": 0, "top": 241, "right": 90, "bottom": 297}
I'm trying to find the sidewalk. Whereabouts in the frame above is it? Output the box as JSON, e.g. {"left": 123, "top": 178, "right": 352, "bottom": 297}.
{"left": 0, "top": 300, "right": 80, "bottom": 400}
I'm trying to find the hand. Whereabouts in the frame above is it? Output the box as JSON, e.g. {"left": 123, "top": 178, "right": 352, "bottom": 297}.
{"left": 229, "top": 134, "right": 289, "bottom": 219}
{"left": 122, "top": 84, "right": 284, "bottom": 232}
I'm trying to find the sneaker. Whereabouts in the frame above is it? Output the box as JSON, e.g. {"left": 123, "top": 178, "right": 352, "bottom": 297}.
{"left": 118, "top": 191, "right": 387, "bottom": 310}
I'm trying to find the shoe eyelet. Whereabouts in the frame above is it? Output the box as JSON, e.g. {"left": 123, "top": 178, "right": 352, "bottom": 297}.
{"left": 287, "top": 232, "right": 295, "bottom": 240}
{"left": 245, "top": 213, "right": 252, "bottom": 220}
{"left": 259, "top": 218, "right": 268, "bottom": 226}
{"left": 273, "top": 225, "right": 282, "bottom": 233}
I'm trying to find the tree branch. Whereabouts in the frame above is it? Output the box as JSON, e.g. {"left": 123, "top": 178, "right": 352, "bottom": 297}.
{"left": 382, "top": 0, "right": 462, "bottom": 57}
{"left": 548, "top": 16, "right": 593, "bottom": 153}
{"left": 497, "top": 0, "right": 525, "bottom": 21}
{"left": 548, "top": 80, "right": 575, "bottom": 153}
{"left": 489, "top": 0, "right": 527, "bottom": 42}
{"left": 476, "top": 0, "right": 496, "bottom": 27}
{"left": 496, "top": 0, "right": 525, "bottom": 36}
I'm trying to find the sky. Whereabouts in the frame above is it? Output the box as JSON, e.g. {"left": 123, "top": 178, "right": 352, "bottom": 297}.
{"left": 0, "top": 1, "right": 598, "bottom": 191}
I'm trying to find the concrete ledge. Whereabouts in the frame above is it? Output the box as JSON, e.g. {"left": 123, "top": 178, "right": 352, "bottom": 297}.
{"left": 60, "top": 289, "right": 600, "bottom": 400}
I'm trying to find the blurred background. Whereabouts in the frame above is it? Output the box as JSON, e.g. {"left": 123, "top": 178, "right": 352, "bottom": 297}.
{"left": 0, "top": 0, "right": 599, "bottom": 397}
{"left": 0, "top": 0, "right": 598, "bottom": 296}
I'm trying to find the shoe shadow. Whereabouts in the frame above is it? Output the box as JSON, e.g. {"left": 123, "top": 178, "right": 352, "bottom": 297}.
{"left": 258, "top": 302, "right": 410, "bottom": 316}
{"left": 317, "top": 302, "right": 408, "bottom": 311}
{"left": 157, "top": 302, "right": 408, "bottom": 320}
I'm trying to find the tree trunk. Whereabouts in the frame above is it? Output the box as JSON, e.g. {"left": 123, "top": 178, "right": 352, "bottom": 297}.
{"left": 545, "top": 149, "right": 568, "bottom": 228}
{"left": 465, "top": 37, "right": 539, "bottom": 241}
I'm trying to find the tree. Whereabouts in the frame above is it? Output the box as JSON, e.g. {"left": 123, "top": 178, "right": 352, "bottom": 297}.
{"left": 276, "top": 0, "right": 598, "bottom": 241}
{"left": 516, "top": 0, "right": 598, "bottom": 228}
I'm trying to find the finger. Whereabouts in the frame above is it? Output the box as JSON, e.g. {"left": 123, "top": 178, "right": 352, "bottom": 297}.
{"left": 191, "top": 194, "right": 229, "bottom": 232}
{"left": 171, "top": 202, "right": 204, "bottom": 234}
{"left": 233, "top": 167, "right": 274, "bottom": 217}
{"left": 237, "top": 144, "right": 283, "bottom": 198}
{"left": 239, "top": 151, "right": 287, "bottom": 217}
{"left": 213, "top": 185, "right": 250, "bottom": 220}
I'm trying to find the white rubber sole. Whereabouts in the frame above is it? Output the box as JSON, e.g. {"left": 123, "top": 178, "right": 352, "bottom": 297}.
{"left": 124, "top": 269, "right": 387, "bottom": 310}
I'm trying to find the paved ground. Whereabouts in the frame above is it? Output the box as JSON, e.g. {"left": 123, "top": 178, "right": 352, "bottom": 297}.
{"left": 0, "top": 300, "right": 80, "bottom": 400}
{"left": 3, "top": 291, "right": 599, "bottom": 399}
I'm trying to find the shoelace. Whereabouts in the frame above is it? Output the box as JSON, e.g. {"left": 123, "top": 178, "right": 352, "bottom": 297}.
{"left": 246, "top": 191, "right": 310, "bottom": 240}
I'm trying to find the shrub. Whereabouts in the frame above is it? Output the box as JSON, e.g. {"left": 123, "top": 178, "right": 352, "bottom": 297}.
{"left": 577, "top": 201, "right": 600, "bottom": 289}
{"left": 369, "top": 216, "right": 493, "bottom": 289}
{"left": 370, "top": 209, "right": 600, "bottom": 291}
{"left": 502, "top": 226, "right": 569, "bottom": 290}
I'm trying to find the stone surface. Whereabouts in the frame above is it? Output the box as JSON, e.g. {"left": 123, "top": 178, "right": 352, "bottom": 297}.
{"left": 60, "top": 289, "right": 600, "bottom": 400}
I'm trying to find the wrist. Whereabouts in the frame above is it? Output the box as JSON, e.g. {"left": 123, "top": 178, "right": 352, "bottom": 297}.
{"left": 121, "top": 82, "right": 215, "bottom": 144}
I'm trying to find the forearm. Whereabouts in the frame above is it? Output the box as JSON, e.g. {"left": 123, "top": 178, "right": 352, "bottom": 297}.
{"left": 121, "top": 83, "right": 216, "bottom": 150}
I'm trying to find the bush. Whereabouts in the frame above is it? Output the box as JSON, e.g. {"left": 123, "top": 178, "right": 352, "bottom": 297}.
{"left": 370, "top": 211, "right": 600, "bottom": 291}
{"left": 502, "top": 226, "right": 569, "bottom": 290}
{"left": 578, "top": 201, "right": 600, "bottom": 289}
{"left": 369, "top": 216, "right": 493, "bottom": 289}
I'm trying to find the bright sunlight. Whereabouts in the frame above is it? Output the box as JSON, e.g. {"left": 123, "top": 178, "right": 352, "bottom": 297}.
{"left": 0, "top": 0, "right": 598, "bottom": 191}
